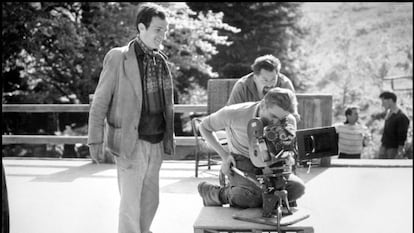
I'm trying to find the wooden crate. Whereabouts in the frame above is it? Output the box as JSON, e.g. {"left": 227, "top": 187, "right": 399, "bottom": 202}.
{"left": 193, "top": 206, "right": 314, "bottom": 233}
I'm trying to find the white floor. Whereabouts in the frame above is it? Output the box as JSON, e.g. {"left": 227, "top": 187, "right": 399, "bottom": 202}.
{"left": 3, "top": 158, "right": 413, "bottom": 233}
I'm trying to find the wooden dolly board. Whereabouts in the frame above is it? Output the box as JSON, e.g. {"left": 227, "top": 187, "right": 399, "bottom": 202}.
{"left": 193, "top": 206, "right": 314, "bottom": 233}
{"left": 233, "top": 207, "right": 311, "bottom": 226}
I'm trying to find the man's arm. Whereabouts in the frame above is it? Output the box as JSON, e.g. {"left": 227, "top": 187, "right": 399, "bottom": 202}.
{"left": 87, "top": 49, "right": 120, "bottom": 162}
{"left": 362, "top": 125, "right": 371, "bottom": 147}
{"left": 199, "top": 121, "right": 229, "bottom": 160}
{"left": 396, "top": 115, "right": 410, "bottom": 158}
{"left": 199, "top": 109, "right": 235, "bottom": 175}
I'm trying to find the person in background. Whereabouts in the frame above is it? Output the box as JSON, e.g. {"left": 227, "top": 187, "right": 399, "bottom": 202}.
{"left": 226, "top": 54, "right": 300, "bottom": 120}
{"left": 87, "top": 3, "right": 174, "bottom": 233}
{"left": 376, "top": 91, "right": 410, "bottom": 159}
{"left": 334, "top": 106, "right": 370, "bottom": 159}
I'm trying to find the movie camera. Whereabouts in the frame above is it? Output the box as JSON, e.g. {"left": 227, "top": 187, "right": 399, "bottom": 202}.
{"left": 232, "top": 117, "right": 338, "bottom": 231}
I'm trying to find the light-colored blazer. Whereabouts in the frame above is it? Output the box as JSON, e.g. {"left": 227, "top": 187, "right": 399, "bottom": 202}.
{"left": 87, "top": 40, "right": 175, "bottom": 160}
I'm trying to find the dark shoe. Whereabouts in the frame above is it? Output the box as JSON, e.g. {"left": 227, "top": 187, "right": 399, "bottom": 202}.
{"left": 282, "top": 206, "right": 300, "bottom": 216}
{"left": 282, "top": 200, "right": 297, "bottom": 208}
{"left": 197, "top": 181, "right": 222, "bottom": 206}
{"left": 281, "top": 201, "right": 298, "bottom": 216}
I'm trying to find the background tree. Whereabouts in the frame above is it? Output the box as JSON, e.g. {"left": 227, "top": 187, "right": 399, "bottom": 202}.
{"left": 2, "top": 2, "right": 239, "bottom": 157}
{"left": 2, "top": 2, "right": 238, "bottom": 105}
{"left": 2, "top": 2, "right": 128, "bottom": 104}
{"left": 187, "top": 2, "right": 307, "bottom": 90}
{"left": 160, "top": 2, "right": 240, "bottom": 104}
{"left": 3, "top": 2, "right": 412, "bottom": 158}
{"left": 2, "top": 2, "right": 137, "bottom": 145}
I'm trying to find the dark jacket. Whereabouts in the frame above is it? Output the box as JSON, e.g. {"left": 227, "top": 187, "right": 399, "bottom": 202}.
{"left": 381, "top": 109, "right": 410, "bottom": 148}
{"left": 227, "top": 72, "right": 294, "bottom": 105}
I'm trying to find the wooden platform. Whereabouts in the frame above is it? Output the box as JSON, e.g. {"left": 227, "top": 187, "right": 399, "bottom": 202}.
{"left": 193, "top": 206, "right": 314, "bottom": 233}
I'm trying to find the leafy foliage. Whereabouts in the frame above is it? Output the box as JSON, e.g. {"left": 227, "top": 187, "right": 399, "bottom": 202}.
{"left": 298, "top": 2, "right": 413, "bottom": 158}
{"left": 299, "top": 3, "right": 412, "bottom": 112}
{"left": 2, "top": 2, "right": 238, "bottom": 104}
{"left": 187, "top": 2, "right": 307, "bottom": 89}
{"left": 161, "top": 3, "right": 240, "bottom": 99}
{"left": 2, "top": 2, "right": 412, "bottom": 158}
{"left": 2, "top": 2, "right": 131, "bottom": 103}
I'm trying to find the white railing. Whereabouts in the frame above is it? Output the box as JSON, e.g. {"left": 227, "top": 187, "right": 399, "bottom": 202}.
{"left": 2, "top": 104, "right": 206, "bottom": 146}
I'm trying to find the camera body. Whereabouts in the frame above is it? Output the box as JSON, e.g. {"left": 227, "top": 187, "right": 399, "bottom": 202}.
{"left": 247, "top": 118, "right": 296, "bottom": 169}
{"left": 246, "top": 118, "right": 338, "bottom": 219}
{"left": 248, "top": 118, "right": 339, "bottom": 167}
{"left": 263, "top": 122, "right": 296, "bottom": 155}
{"left": 296, "top": 126, "right": 338, "bottom": 161}
{"left": 247, "top": 117, "right": 296, "bottom": 218}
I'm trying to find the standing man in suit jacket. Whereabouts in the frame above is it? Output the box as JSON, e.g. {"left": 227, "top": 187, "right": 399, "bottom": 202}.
{"left": 88, "top": 3, "right": 174, "bottom": 233}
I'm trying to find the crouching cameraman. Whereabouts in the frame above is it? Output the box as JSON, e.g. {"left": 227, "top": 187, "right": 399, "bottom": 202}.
{"left": 197, "top": 87, "right": 305, "bottom": 209}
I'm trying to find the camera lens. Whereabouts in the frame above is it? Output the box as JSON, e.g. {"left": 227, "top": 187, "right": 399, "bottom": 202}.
{"left": 265, "top": 129, "right": 277, "bottom": 141}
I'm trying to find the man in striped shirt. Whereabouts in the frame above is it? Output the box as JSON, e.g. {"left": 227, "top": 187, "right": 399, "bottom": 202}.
{"left": 334, "top": 106, "right": 370, "bottom": 159}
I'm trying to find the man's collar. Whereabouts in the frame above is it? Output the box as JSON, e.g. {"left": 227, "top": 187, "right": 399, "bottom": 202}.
{"left": 133, "top": 39, "right": 145, "bottom": 56}
{"left": 389, "top": 107, "right": 400, "bottom": 114}
{"left": 134, "top": 37, "right": 166, "bottom": 59}
{"left": 135, "top": 36, "right": 159, "bottom": 55}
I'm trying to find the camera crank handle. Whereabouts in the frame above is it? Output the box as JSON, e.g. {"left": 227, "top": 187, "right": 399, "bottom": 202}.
{"left": 231, "top": 167, "right": 262, "bottom": 189}
{"left": 307, "top": 160, "right": 312, "bottom": 174}
{"left": 274, "top": 149, "right": 285, "bottom": 159}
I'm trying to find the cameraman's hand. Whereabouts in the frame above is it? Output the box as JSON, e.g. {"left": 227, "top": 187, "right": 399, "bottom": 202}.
{"left": 89, "top": 143, "right": 103, "bottom": 164}
{"left": 221, "top": 155, "right": 236, "bottom": 176}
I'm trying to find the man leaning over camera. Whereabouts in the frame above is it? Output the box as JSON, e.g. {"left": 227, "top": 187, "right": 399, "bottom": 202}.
{"left": 226, "top": 54, "right": 299, "bottom": 121}
{"left": 197, "top": 87, "right": 305, "bottom": 208}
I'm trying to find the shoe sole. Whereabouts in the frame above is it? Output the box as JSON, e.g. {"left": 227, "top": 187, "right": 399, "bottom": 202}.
{"left": 198, "top": 182, "right": 208, "bottom": 206}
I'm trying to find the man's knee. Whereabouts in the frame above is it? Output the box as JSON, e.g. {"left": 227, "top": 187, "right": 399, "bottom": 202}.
{"left": 228, "top": 186, "right": 262, "bottom": 208}
{"left": 288, "top": 181, "right": 306, "bottom": 201}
